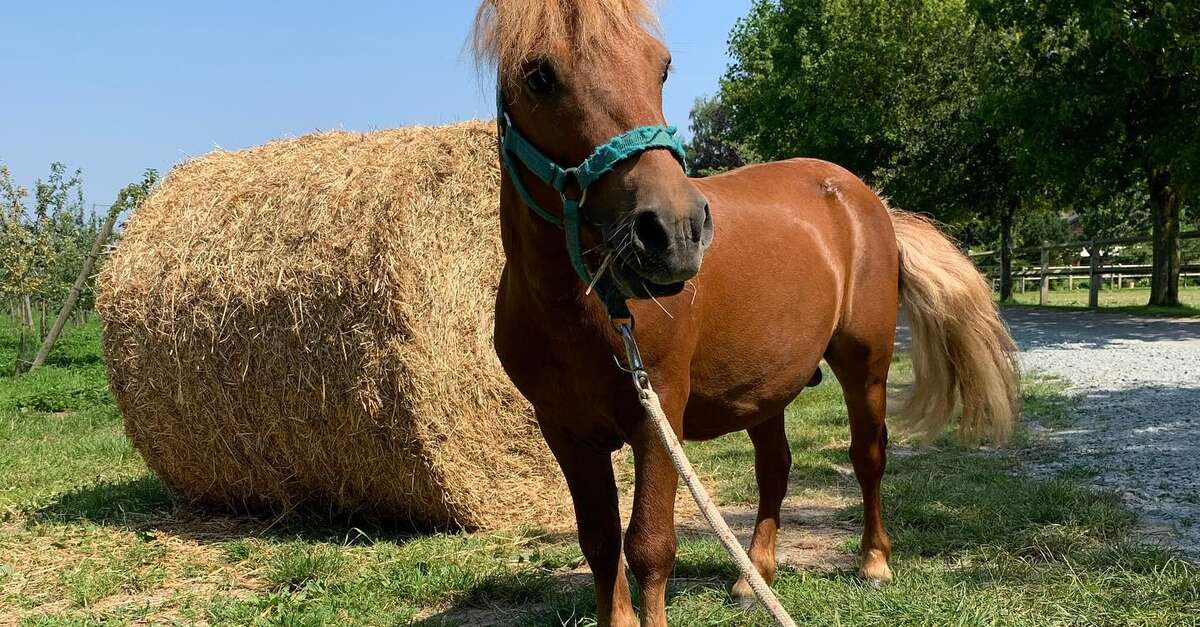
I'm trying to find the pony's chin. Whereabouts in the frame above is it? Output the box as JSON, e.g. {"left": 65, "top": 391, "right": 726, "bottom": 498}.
{"left": 635, "top": 280, "right": 686, "bottom": 299}
{"left": 611, "top": 266, "right": 687, "bottom": 299}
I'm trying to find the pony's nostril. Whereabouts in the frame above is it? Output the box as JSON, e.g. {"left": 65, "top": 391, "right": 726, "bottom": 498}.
{"left": 692, "top": 204, "right": 712, "bottom": 243}
{"left": 633, "top": 211, "right": 670, "bottom": 254}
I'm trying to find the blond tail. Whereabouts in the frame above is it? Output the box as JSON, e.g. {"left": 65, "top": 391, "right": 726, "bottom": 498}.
{"left": 890, "top": 210, "right": 1020, "bottom": 443}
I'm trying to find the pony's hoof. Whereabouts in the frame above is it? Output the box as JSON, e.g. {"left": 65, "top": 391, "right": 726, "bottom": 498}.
{"left": 857, "top": 550, "right": 894, "bottom": 585}
{"left": 730, "top": 578, "right": 757, "bottom": 609}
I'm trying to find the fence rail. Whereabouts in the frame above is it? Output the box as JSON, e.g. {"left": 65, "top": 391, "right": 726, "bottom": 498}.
{"left": 968, "top": 231, "right": 1200, "bottom": 308}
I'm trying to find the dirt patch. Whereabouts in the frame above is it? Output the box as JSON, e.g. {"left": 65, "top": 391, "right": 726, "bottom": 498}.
{"left": 677, "top": 492, "right": 857, "bottom": 573}
{"left": 0, "top": 515, "right": 264, "bottom": 625}
{"left": 416, "top": 489, "right": 857, "bottom": 627}
{"left": 615, "top": 447, "right": 858, "bottom": 572}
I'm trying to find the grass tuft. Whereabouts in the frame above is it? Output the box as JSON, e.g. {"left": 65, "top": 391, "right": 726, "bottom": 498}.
{"left": 266, "top": 543, "right": 347, "bottom": 592}
{"left": 1002, "top": 286, "right": 1200, "bottom": 317}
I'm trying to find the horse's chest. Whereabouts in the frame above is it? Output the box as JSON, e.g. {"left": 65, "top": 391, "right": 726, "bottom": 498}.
{"left": 493, "top": 299, "right": 627, "bottom": 419}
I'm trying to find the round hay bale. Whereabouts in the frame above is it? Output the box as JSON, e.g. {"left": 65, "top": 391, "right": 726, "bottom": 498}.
{"left": 97, "top": 121, "right": 569, "bottom": 529}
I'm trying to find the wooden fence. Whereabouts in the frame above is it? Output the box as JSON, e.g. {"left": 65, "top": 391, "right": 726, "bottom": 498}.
{"left": 968, "top": 231, "right": 1200, "bottom": 308}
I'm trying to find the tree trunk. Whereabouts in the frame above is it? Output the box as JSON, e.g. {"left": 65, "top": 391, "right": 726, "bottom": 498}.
{"left": 999, "top": 203, "right": 1016, "bottom": 302}
{"left": 14, "top": 295, "right": 35, "bottom": 373}
{"left": 1147, "top": 166, "right": 1182, "bottom": 307}
{"left": 28, "top": 207, "right": 120, "bottom": 372}
{"left": 1088, "top": 244, "right": 1101, "bottom": 309}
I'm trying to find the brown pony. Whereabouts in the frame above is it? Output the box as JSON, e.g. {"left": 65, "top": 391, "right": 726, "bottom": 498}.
{"left": 475, "top": 1, "right": 1020, "bottom": 625}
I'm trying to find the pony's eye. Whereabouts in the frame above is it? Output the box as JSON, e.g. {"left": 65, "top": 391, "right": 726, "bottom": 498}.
{"left": 662, "top": 60, "right": 672, "bottom": 84}
{"left": 524, "top": 60, "right": 557, "bottom": 95}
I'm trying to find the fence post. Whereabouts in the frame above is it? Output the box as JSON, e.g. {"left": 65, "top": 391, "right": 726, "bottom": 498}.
{"left": 1039, "top": 244, "right": 1050, "bottom": 306}
{"left": 1088, "top": 243, "right": 1100, "bottom": 309}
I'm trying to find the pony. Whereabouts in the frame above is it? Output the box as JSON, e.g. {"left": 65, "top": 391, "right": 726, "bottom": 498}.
{"left": 474, "top": 2, "right": 1020, "bottom": 625}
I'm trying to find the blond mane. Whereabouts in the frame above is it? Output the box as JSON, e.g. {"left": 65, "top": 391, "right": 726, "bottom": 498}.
{"left": 472, "top": 0, "right": 659, "bottom": 81}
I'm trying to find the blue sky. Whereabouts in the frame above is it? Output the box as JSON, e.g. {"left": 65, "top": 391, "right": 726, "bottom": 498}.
{"left": 1, "top": 1, "right": 752, "bottom": 210}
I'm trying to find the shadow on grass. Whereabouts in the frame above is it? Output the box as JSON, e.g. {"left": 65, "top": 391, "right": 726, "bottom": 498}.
{"left": 880, "top": 449, "right": 1134, "bottom": 556}
{"left": 33, "top": 473, "right": 466, "bottom": 547}
{"left": 0, "top": 319, "right": 105, "bottom": 377}
{"left": 39, "top": 350, "right": 106, "bottom": 369}
{"left": 37, "top": 474, "right": 175, "bottom": 523}
{"left": 412, "top": 541, "right": 741, "bottom": 627}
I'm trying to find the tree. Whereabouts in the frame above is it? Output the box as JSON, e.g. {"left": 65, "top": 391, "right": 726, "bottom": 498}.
{"left": 0, "top": 166, "right": 28, "bottom": 302}
{"left": 972, "top": 0, "right": 1200, "bottom": 306}
{"left": 720, "top": 0, "right": 1041, "bottom": 300}
{"left": 685, "top": 95, "right": 750, "bottom": 175}
{"left": 0, "top": 162, "right": 88, "bottom": 318}
{"left": 29, "top": 169, "right": 157, "bottom": 372}
{"left": 0, "top": 167, "right": 49, "bottom": 333}
{"left": 34, "top": 163, "right": 88, "bottom": 309}
{"left": 1, "top": 161, "right": 154, "bottom": 373}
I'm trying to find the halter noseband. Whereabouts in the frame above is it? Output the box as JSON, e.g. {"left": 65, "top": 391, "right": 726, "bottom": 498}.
{"left": 497, "top": 91, "right": 687, "bottom": 318}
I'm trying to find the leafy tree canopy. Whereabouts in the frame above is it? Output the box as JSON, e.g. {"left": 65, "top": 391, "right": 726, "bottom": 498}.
{"left": 685, "top": 95, "right": 750, "bottom": 176}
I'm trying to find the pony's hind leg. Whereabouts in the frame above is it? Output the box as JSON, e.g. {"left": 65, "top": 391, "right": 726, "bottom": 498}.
{"left": 542, "top": 425, "right": 638, "bottom": 627}
{"left": 827, "top": 338, "right": 895, "bottom": 584}
{"left": 731, "top": 412, "right": 791, "bottom": 607}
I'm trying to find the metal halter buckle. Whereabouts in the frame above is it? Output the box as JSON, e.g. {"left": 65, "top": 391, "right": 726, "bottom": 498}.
{"left": 614, "top": 321, "right": 652, "bottom": 398}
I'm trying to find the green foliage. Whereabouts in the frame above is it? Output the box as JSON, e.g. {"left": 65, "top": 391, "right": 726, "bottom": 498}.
{"left": 0, "top": 163, "right": 89, "bottom": 306}
{"left": 722, "top": 0, "right": 1022, "bottom": 227}
{"left": 718, "top": 0, "right": 1196, "bottom": 267}
{"left": 0, "top": 164, "right": 157, "bottom": 374}
{"left": 973, "top": 0, "right": 1200, "bottom": 195}
{"left": 685, "top": 95, "right": 751, "bottom": 176}
{"left": 1, "top": 162, "right": 93, "bottom": 372}
{"left": 0, "top": 164, "right": 159, "bottom": 308}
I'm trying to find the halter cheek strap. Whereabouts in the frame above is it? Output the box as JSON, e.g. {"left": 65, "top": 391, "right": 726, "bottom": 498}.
{"left": 497, "top": 98, "right": 688, "bottom": 318}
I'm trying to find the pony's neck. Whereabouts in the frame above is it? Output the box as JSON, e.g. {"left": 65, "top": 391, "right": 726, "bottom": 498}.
{"left": 498, "top": 178, "right": 593, "bottom": 316}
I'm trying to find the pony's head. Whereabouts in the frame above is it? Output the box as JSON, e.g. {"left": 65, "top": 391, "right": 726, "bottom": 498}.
{"left": 474, "top": 0, "right": 712, "bottom": 298}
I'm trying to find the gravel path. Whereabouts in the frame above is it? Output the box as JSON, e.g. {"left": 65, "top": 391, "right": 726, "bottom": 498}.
{"left": 1005, "top": 308, "right": 1200, "bottom": 558}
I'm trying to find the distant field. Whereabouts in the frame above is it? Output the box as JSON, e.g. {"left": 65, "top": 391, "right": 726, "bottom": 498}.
{"left": 1, "top": 319, "right": 1197, "bottom": 625}
{"left": 1002, "top": 286, "right": 1200, "bottom": 316}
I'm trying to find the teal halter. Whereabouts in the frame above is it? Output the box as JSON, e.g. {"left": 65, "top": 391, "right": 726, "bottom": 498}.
{"left": 497, "top": 93, "right": 687, "bottom": 318}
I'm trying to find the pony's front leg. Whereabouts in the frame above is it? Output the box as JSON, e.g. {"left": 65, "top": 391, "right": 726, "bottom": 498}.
{"left": 624, "top": 388, "right": 686, "bottom": 627}
{"left": 541, "top": 424, "right": 638, "bottom": 627}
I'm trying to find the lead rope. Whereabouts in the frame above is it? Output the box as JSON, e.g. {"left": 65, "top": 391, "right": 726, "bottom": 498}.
{"left": 618, "top": 325, "right": 798, "bottom": 627}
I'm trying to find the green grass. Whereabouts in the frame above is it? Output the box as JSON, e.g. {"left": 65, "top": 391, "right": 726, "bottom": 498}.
{"left": 1002, "top": 286, "right": 1200, "bottom": 317}
{"left": 1, "top": 317, "right": 1197, "bottom": 625}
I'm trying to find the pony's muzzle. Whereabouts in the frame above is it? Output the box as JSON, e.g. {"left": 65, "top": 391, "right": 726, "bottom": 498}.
{"left": 629, "top": 198, "right": 713, "bottom": 284}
